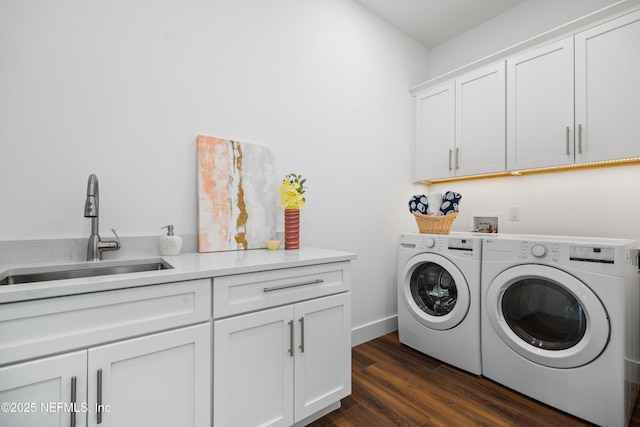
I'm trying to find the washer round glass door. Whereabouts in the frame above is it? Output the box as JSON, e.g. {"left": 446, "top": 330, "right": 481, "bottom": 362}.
{"left": 400, "top": 253, "right": 470, "bottom": 330}
{"left": 486, "top": 264, "right": 609, "bottom": 368}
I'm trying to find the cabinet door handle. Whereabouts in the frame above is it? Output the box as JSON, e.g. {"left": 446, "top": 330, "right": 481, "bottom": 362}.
{"left": 455, "top": 148, "right": 460, "bottom": 170}
{"left": 578, "top": 124, "right": 583, "bottom": 154}
{"left": 70, "top": 376, "right": 77, "bottom": 427}
{"left": 566, "top": 126, "right": 570, "bottom": 155}
{"left": 263, "top": 279, "right": 323, "bottom": 293}
{"left": 288, "top": 320, "right": 294, "bottom": 357}
{"left": 97, "top": 368, "right": 103, "bottom": 424}
{"left": 448, "top": 149, "right": 453, "bottom": 170}
{"left": 299, "top": 317, "right": 305, "bottom": 353}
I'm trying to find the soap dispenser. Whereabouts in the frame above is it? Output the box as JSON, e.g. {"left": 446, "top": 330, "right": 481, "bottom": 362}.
{"left": 159, "top": 225, "right": 183, "bottom": 256}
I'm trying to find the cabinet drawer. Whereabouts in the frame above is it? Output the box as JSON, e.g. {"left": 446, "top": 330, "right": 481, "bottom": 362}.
{"left": 0, "top": 279, "right": 211, "bottom": 366}
{"left": 213, "top": 262, "right": 350, "bottom": 318}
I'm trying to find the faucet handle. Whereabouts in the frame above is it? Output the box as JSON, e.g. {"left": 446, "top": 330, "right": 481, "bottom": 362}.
{"left": 111, "top": 228, "right": 121, "bottom": 250}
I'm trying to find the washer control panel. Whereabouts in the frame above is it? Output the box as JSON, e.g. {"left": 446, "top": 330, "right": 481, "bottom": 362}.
{"left": 423, "top": 237, "right": 436, "bottom": 248}
{"left": 519, "top": 241, "right": 560, "bottom": 262}
{"left": 531, "top": 244, "right": 547, "bottom": 258}
{"left": 417, "top": 235, "right": 442, "bottom": 251}
{"left": 484, "top": 237, "right": 628, "bottom": 271}
{"left": 448, "top": 238, "right": 473, "bottom": 251}
{"left": 399, "top": 233, "right": 481, "bottom": 260}
{"left": 570, "top": 245, "right": 615, "bottom": 264}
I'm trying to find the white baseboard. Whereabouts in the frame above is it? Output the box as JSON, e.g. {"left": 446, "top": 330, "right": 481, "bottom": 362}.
{"left": 351, "top": 315, "right": 398, "bottom": 347}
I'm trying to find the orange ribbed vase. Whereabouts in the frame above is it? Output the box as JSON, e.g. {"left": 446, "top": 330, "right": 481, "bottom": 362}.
{"left": 284, "top": 208, "right": 300, "bottom": 249}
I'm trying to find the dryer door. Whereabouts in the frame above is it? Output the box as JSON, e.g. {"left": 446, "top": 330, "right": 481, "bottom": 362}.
{"left": 486, "top": 264, "right": 609, "bottom": 368}
{"left": 400, "top": 253, "right": 470, "bottom": 330}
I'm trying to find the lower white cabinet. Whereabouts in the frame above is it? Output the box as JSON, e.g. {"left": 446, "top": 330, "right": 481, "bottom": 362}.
{"left": 0, "top": 323, "right": 211, "bottom": 427}
{"left": 87, "top": 323, "right": 211, "bottom": 427}
{"left": 214, "top": 292, "right": 351, "bottom": 427}
{"left": 0, "top": 351, "right": 87, "bottom": 427}
{"left": 0, "top": 255, "right": 355, "bottom": 427}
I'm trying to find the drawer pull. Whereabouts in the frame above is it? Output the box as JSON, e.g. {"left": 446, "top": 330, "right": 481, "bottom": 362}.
{"left": 97, "top": 368, "right": 103, "bottom": 424}
{"left": 70, "top": 376, "right": 77, "bottom": 427}
{"left": 299, "top": 317, "right": 305, "bottom": 353}
{"left": 578, "top": 124, "right": 583, "bottom": 154}
{"left": 263, "top": 279, "right": 324, "bottom": 293}
{"left": 565, "top": 126, "right": 570, "bottom": 155}
{"left": 288, "top": 320, "right": 294, "bottom": 357}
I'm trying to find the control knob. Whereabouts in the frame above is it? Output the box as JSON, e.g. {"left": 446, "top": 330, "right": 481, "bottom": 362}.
{"left": 531, "top": 244, "right": 548, "bottom": 258}
{"left": 424, "top": 238, "right": 436, "bottom": 248}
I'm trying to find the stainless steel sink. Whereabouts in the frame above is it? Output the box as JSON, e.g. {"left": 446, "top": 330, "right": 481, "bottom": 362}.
{"left": 0, "top": 258, "right": 173, "bottom": 285}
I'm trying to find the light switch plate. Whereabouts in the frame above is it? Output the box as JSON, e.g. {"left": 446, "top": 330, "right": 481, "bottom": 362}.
{"left": 509, "top": 207, "right": 520, "bottom": 221}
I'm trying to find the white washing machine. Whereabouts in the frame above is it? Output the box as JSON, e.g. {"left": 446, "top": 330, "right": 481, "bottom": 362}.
{"left": 481, "top": 234, "right": 640, "bottom": 426}
{"left": 398, "top": 232, "right": 482, "bottom": 375}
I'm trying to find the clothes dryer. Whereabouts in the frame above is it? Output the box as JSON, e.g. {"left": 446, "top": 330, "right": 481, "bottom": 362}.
{"left": 398, "top": 232, "right": 482, "bottom": 375}
{"left": 481, "top": 234, "right": 640, "bottom": 426}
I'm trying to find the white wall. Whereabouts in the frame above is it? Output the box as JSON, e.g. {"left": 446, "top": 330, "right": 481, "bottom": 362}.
{"left": 429, "top": 165, "right": 640, "bottom": 239}
{"left": 422, "top": 0, "right": 640, "bottom": 240}
{"left": 0, "top": 0, "right": 428, "bottom": 341}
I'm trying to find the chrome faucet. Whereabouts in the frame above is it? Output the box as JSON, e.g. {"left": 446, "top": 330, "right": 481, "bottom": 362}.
{"left": 84, "top": 174, "right": 121, "bottom": 261}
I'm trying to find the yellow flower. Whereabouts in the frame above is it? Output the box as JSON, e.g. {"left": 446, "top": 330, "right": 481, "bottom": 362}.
{"left": 279, "top": 173, "right": 307, "bottom": 209}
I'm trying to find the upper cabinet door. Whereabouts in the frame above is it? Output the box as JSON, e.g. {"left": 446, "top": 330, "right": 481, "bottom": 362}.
{"left": 414, "top": 82, "right": 455, "bottom": 181}
{"left": 455, "top": 63, "right": 506, "bottom": 177}
{"left": 413, "top": 63, "right": 506, "bottom": 182}
{"left": 506, "top": 38, "right": 575, "bottom": 170}
{"left": 575, "top": 10, "right": 640, "bottom": 163}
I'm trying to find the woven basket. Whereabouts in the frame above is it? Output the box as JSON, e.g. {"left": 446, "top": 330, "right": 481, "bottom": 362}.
{"left": 412, "top": 212, "right": 458, "bottom": 234}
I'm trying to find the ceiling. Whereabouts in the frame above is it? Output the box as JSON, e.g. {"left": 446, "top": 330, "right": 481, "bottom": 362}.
{"left": 353, "top": 0, "right": 526, "bottom": 48}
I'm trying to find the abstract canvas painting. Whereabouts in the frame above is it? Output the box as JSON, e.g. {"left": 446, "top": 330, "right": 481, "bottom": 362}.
{"left": 196, "top": 135, "right": 276, "bottom": 252}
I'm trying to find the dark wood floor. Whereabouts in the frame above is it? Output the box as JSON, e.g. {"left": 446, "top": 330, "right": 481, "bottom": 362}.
{"left": 310, "top": 332, "right": 640, "bottom": 427}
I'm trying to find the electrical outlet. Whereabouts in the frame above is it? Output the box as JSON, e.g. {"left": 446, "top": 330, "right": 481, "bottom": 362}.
{"left": 509, "top": 207, "right": 520, "bottom": 221}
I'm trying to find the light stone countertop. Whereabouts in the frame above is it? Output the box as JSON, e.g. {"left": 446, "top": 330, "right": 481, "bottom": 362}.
{"left": 0, "top": 247, "right": 357, "bottom": 304}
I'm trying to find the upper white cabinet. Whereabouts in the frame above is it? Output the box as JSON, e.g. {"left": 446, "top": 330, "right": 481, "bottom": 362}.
{"left": 507, "top": 10, "right": 640, "bottom": 170}
{"left": 414, "top": 82, "right": 455, "bottom": 180}
{"left": 414, "top": 7, "right": 640, "bottom": 179}
{"left": 506, "top": 38, "right": 574, "bottom": 170}
{"left": 456, "top": 64, "right": 506, "bottom": 177}
{"left": 413, "top": 63, "right": 505, "bottom": 181}
{"left": 575, "top": 9, "right": 640, "bottom": 163}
